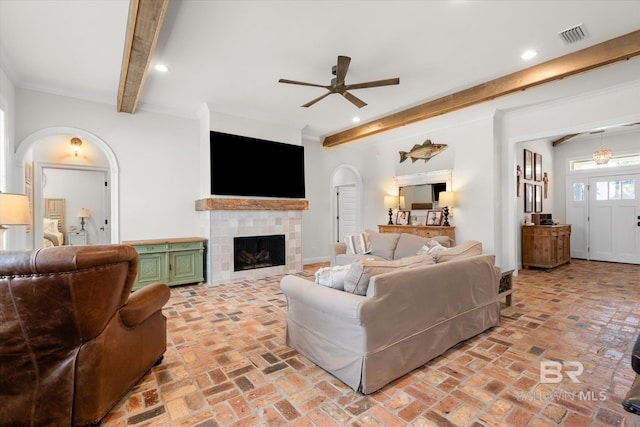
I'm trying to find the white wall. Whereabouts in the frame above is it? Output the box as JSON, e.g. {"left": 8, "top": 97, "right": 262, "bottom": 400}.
{"left": 14, "top": 89, "right": 201, "bottom": 242}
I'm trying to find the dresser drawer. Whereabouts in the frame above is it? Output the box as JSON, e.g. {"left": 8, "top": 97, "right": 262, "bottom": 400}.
{"left": 168, "top": 241, "right": 203, "bottom": 251}
{"left": 132, "top": 244, "right": 169, "bottom": 253}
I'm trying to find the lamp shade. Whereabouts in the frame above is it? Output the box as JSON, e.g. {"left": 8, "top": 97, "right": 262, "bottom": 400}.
{"left": 0, "top": 193, "right": 31, "bottom": 225}
{"left": 439, "top": 191, "right": 456, "bottom": 208}
{"left": 77, "top": 208, "right": 91, "bottom": 218}
{"left": 383, "top": 196, "right": 397, "bottom": 209}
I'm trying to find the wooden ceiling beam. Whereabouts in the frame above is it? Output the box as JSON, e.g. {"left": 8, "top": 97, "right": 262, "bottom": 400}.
{"left": 117, "top": 0, "right": 169, "bottom": 113}
{"left": 322, "top": 30, "right": 640, "bottom": 148}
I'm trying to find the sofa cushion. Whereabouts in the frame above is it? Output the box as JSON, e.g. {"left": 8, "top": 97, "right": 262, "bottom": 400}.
{"left": 335, "top": 253, "right": 386, "bottom": 266}
{"left": 365, "top": 229, "right": 401, "bottom": 260}
{"left": 394, "top": 234, "right": 452, "bottom": 259}
{"left": 394, "top": 233, "right": 433, "bottom": 259}
{"left": 343, "top": 254, "right": 435, "bottom": 295}
{"left": 315, "top": 264, "right": 352, "bottom": 290}
{"left": 431, "top": 240, "right": 482, "bottom": 263}
{"left": 344, "top": 232, "right": 371, "bottom": 255}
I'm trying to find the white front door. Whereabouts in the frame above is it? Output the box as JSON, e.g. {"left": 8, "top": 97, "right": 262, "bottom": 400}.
{"left": 588, "top": 174, "right": 639, "bottom": 263}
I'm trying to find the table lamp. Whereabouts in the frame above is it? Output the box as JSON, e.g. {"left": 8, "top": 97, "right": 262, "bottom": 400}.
{"left": 78, "top": 208, "right": 91, "bottom": 231}
{"left": 0, "top": 192, "right": 31, "bottom": 250}
{"left": 383, "top": 196, "right": 396, "bottom": 225}
{"left": 438, "top": 191, "right": 456, "bottom": 226}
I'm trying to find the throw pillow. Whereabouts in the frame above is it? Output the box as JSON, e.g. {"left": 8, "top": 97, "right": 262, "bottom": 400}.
{"left": 315, "top": 264, "right": 352, "bottom": 290}
{"left": 344, "top": 232, "right": 371, "bottom": 255}
{"left": 343, "top": 254, "right": 435, "bottom": 296}
{"left": 365, "top": 229, "right": 401, "bottom": 260}
{"left": 432, "top": 240, "right": 483, "bottom": 263}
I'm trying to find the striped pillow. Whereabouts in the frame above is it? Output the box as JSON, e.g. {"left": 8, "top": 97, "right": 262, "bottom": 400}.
{"left": 344, "top": 232, "right": 371, "bottom": 255}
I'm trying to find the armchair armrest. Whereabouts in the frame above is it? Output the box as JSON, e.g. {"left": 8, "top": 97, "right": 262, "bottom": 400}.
{"left": 329, "top": 242, "right": 347, "bottom": 266}
{"left": 119, "top": 283, "right": 170, "bottom": 327}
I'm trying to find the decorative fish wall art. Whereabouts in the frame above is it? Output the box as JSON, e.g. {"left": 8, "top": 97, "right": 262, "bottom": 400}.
{"left": 399, "top": 139, "right": 447, "bottom": 163}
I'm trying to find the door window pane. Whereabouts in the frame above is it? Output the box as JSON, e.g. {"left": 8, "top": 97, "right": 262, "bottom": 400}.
{"left": 622, "top": 180, "right": 635, "bottom": 200}
{"left": 572, "top": 183, "right": 584, "bottom": 201}
{"left": 596, "top": 182, "right": 608, "bottom": 200}
{"left": 609, "top": 181, "right": 621, "bottom": 200}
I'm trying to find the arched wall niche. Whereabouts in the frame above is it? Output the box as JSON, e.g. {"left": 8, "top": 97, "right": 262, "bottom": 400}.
{"left": 15, "top": 126, "right": 120, "bottom": 247}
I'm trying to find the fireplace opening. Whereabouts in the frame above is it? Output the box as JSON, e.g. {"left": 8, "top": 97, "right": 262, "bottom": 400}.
{"left": 233, "top": 234, "right": 285, "bottom": 271}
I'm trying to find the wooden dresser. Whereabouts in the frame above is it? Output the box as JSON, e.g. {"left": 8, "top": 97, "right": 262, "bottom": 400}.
{"left": 378, "top": 225, "right": 455, "bottom": 241}
{"left": 521, "top": 225, "right": 571, "bottom": 269}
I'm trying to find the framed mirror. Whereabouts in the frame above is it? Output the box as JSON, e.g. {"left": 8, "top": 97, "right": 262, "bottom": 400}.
{"left": 395, "top": 169, "right": 452, "bottom": 212}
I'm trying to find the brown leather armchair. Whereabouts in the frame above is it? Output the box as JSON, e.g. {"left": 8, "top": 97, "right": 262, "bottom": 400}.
{"left": 0, "top": 244, "right": 171, "bottom": 426}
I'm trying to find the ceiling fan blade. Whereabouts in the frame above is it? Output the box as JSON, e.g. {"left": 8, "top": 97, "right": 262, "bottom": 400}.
{"left": 302, "top": 91, "right": 333, "bottom": 108}
{"left": 346, "top": 77, "right": 400, "bottom": 90}
{"left": 335, "top": 56, "right": 351, "bottom": 85}
{"left": 279, "top": 79, "right": 329, "bottom": 89}
{"left": 342, "top": 91, "right": 367, "bottom": 108}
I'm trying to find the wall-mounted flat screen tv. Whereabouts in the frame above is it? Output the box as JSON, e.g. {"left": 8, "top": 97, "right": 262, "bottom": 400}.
{"left": 210, "top": 131, "right": 305, "bottom": 198}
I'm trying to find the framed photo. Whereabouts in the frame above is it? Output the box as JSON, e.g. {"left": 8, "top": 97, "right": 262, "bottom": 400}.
{"left": 535, "top": 185, "right": 543, "bottom": 212}
{"left": 534, "top": 153, "right": 542, "bottom": 182}
{"left": 396, "top": 210, "right": 410, "bottom": 225}
{"left": 524, "top": 149, "right": 533, "bottom": 180}
{"left": 524, "top": 183, "right": 533, "bottom": 213}
{"left": 425, "top": 209, "right": 443, "bottom": 226}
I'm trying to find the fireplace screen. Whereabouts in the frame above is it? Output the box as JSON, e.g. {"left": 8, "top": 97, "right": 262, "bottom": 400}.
{"left": 233, "top": 234, "right": 285, "bottom": 271}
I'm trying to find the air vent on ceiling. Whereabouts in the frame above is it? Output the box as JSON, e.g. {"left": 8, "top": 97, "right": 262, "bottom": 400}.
{"left": 559, "top": 24, "right": 588, "bottom": 44}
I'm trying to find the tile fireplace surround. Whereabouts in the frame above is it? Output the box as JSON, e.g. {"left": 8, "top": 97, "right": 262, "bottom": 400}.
{"left": 196, "top": 198, "right": 308, "bottom": 284}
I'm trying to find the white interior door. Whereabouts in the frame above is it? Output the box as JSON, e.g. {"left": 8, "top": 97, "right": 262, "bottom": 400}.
{"left": 588, "top": 174, "right": 639, "bottom": 263}
{"left": 336, "top": 185, "right": 357, "bottom": 242}
{"left": 567, "top": 177, "right": 589, "bottom": 259}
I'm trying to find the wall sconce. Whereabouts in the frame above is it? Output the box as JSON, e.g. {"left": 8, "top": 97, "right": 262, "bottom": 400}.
{"left": 0, "top": 192, "right": 31, "bottom": 250}
{"left": 438, "top": 191, "right": 456, "bottom": 227}
{"left": 70, "top": 137, "right": 82, "bottom": 156}
{"left": 77, "top": 208, "right": 91, "bottom": 231}
{"left": 383, "top": 196, "right": 397, "bottom": 225}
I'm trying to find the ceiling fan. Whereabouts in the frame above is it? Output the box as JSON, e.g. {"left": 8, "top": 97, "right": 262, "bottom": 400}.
{"left": 278, "top": 55, "right": 400, "bottom": 108}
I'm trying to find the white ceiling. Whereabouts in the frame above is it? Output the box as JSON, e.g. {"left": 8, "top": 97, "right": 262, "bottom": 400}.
{"left": 1, "top": 0, "right": 639, "bottom": 142}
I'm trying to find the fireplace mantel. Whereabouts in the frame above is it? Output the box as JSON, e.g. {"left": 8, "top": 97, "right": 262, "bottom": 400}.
{"left": 195, "top": 198, "right": 308, "bottom": 211}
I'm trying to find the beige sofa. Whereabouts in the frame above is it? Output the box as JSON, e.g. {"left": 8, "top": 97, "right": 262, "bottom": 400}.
{"left": 280, "top": 252, "right": 501, "bottom": 394}
{"left": 330, "top": 230, "right": 454, "bottom": 266}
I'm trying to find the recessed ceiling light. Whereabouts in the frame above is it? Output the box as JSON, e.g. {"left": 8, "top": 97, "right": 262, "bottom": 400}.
{"left": 154, "top": 64, "right": 169, "bottom": 72}
{"left": 521, "top": 49, "right": 537, "bottom": 60}
{"left": 352, "top": 116, "right": 361, "bottom": 123}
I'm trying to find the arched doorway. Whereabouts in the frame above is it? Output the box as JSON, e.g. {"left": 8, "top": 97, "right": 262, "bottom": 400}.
{"left": 14, "top": 126, "right": 120, "bottom": 248}
{"left": 330, "top": 164, "right": 362, "bottom": 243}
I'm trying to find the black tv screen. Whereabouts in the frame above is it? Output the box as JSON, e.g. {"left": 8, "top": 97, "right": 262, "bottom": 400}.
{"left": 210, "top": 131, "right": 305, "bottom": 198}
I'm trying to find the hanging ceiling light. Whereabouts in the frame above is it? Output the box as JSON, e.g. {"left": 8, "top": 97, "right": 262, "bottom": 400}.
{"left": 592, "top": 131, "right": 611, "bottom": 165}
{"left": 70, "top": 137, "right": 82, "bottom": 156}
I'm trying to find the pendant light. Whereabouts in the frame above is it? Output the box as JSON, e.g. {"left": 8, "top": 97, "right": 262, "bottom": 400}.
{"left": 592, "top": 130, "right": 611, "bottom": 165}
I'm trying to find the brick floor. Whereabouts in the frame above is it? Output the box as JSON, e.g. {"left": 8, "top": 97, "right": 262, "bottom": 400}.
{"left": 101, "top": 259, "right": 640, "bottom": 426}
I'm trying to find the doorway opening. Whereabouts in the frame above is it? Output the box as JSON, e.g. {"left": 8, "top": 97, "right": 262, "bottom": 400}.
{"left": 331, "top": 165, "right": 362, "bottom": 243}
{"left": 15, "top": 126, "right": 119, "bottom": 248}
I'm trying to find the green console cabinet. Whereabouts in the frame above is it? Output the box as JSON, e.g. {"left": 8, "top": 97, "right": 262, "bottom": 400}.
{"left": 123, "top": 237, "right": 206, "bottom": 290}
